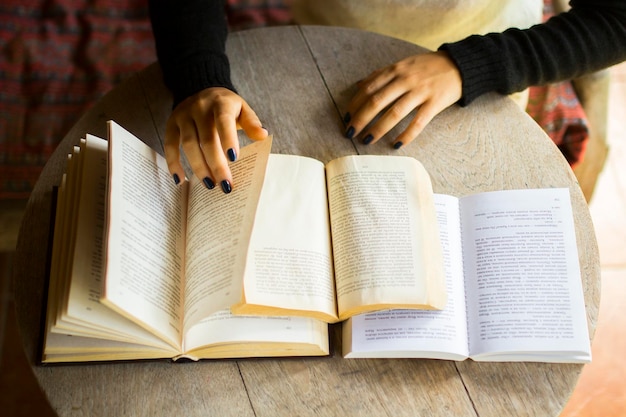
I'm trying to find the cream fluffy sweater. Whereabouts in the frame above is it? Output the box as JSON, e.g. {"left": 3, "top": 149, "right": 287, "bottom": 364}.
{"left": 291, "top": 0, "right": 543, "bottom": 51}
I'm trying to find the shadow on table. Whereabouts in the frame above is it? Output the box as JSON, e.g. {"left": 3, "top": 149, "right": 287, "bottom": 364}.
{"left": 0, "top": 253, "right": 56, "bottom": 417}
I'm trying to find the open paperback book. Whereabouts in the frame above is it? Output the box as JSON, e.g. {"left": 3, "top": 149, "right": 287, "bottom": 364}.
{"left": 342, "top": 189, "right": 592, "bottom": 363}
{"left": 41, "top": 121, "right": 446, "bottom": 362}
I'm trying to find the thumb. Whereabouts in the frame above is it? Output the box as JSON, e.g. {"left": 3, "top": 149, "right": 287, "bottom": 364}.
{"left": 238, "top": 101, "right": 269, "bottom": 141}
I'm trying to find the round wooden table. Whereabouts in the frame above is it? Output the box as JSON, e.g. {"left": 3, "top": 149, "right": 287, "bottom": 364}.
{"left": 13, "top": 26, "right": 600, "bottom": 417}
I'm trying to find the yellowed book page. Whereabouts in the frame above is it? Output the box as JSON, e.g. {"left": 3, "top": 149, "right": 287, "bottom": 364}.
{"left": 231, "top": 154, "right": 337, "bottom": 322}
{"left": 56, "top": 146, "right": 83, "bottom": 322}
{"left": 66, "top": 137, "right": 106, "bottom": 310}
{"left": 182, "top": 138, "right": 272, "bottom": 332}
{"left": 325, "top": 155, "right": 447, "bottom": 320}
{"left": 182, "top": 308, "right": 328, "bottom": 357}
{"left": 46, "top": 135, "right": 180, "bottom": 349}
{"left": 102, "top": 121, "right": 187, "bottom": 350}
{"left": 49, "top": 162, "right": 70, "bottom": 326}
{"left": 42, "top": 331, "right": 179, "bottom": 363}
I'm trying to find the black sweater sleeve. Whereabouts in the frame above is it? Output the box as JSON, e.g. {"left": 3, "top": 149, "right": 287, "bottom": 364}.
{"left": 148, "top": 0, "right": 235, "bottom": 108}
{"left": 439, "top": 0, "right": 626, "bottom": 106}
{"left": 150, "top": 0, "right": 626, "bottom": 109}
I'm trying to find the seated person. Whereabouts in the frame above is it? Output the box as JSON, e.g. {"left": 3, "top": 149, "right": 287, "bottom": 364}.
{"left": 149, "top": 0, "right": 626, "bottom": 193}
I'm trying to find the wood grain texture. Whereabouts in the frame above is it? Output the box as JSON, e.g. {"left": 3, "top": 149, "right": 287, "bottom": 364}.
{"left": 35, "top": 361, "right": 254, "bottom": 417}
{"left": 239, "top": 356, "right": 477, "bottom": 417}
{"left": 227, "top": 26, "right": 357, "bottom": 164}
{"left": 12, "top": 26, "right": 600, "bottom": 417}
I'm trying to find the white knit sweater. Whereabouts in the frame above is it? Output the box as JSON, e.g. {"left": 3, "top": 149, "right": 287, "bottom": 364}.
{"left": 291, "top": 0, "right": 542, "bottom": 51}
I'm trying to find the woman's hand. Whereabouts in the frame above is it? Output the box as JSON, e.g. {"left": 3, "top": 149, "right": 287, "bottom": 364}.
{"left": 165, "top": 87, "right": 268, "bottom": 193}
{"left": 343, "top": 51, "right": 462, "bottom": 148}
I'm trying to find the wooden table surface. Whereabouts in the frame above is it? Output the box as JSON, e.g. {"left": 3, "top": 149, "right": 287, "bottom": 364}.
{"left": 13, "top": 26, "right": 600, "bottom": 417}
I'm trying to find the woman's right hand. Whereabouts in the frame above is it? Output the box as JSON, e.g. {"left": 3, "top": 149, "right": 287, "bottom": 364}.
{"left": 165, "top": 87, "right": 268, "bottom": 193}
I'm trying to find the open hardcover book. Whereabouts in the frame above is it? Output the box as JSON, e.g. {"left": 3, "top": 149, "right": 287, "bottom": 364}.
{"left": 42, "top": 121, "right": 446, "bottom": 363}
{"left": 343, "top": 189, "right": 592, "bottom": 363}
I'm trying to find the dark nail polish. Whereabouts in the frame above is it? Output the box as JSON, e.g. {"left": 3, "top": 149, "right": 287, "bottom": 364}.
{"left": 345, "top": 126, "right": 355, "bottom": 139}
{"left": 221, "top": 180, "right": 232, "bottom": 194}
{"left": 227, "top": 148, "right": 237, "bottom": 162}
{"left": 173, "top": 173, "right": 180, "bottom": 185}
{"left": 203, "top": 177, "right": 215, "bottom": 190}
{"left": 393, "top": 141, "right": 403, "bottom": 149}
{"left": 363, "top": 134, "right": 374, "bottom": 145}
{"left": 343, "top": 112, "right": 351, "bottom": 124}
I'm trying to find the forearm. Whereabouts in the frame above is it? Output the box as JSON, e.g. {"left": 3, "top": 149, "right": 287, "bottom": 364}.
{"left": 440, "top": 0, "right": 626, "bottom": 106}
{"left": 148, "top": 0, "right": 235, "bottom": 107}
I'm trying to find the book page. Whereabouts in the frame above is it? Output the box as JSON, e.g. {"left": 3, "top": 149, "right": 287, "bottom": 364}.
{"left": 325, "top": 155, "right": 446, "bottom": 320}
{"left": 51, "top": 151, "right": 77, "bottom": 323}
{"left": 64, "top": 137, "right": 106, "bottom": 325}
{"left": 182, "top": 138, "right": 272, "bottom": 332}
{"left": 182, "top": 309, "right": 328, "bottom": 357}
{"left": 461, "top": 188, "right": 591, "bottom": 362}
{"left": 230, "top": 154, "right": 337, "bottom": 322}
{"left": 44, "top": 164, "right": 70, "bottom": 350}
{"left": 343, "top": 194, "right": 468, "bottom": 359}
{"left": 102, "top": 122, "right": 188, "bottom": 349}
{"left": 55, "top": 146, "right": 83, "bottom": 322}
{"left": 42, "top": 331, "right": 180, "bottom": 363}
{"left": 51, "top": 135, "right": 181, "bottom": 348}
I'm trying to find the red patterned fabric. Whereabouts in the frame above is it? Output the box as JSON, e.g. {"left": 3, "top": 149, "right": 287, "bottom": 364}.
{"left": 0, "top": 0, "right": 294, "bottom": 199}
{"left": 226, "top": 0, "right": 293, "bottom": 31}
{"left": 527, "top": 81, "right": 589, "bottom": 167}
{"left": 526, "top": 0, "right": 589, "bottom": 167}
{"left": 0, "top": 0, "right": 156, "bottom": 199}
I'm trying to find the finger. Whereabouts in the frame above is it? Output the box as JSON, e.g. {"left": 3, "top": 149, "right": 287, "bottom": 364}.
{"left": 178, "top": 116, "right": 214, "bottom": 189}
{"left": 347, "top": 80, "right": 409, "bottom": 139}
{"left": 355, "top": 69, "right": 382, "bottom": 87}
{"left": 354, "top": 68, "right": 388, "bottom": 93}
{"left": 359, "top": 91, "right": 426, "bottom": 145}
{"left": 347, "top": 68, "right": 396, "bottom": 118}
{"left": 213, "top": 104, "right": 241, "bottom": 164}
{"left": 164, "top": 118, "right": 187, "bottom": 186}
{"left": 200, "top": 123, "right": 233, "bottom": 194}
{"left": 238, "top": 101, "right": 269, "bottom": 141}
{"left": 393, "top": 99, "right": 442, "bottom": 148}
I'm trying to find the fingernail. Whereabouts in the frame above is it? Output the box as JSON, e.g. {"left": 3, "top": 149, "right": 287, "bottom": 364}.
{"left": 227, "top": 148, "right": 237, "bottom": 162}
{"left": 343, "top": 112, "right": 351, "bottom": 124}
{"left": 393, "top": 141, "right": 403, "bottom": 149}
{"left": 345, "top": 126, "right": 355, "bottom": 139}
{"left": 203, "top": 177, "right": 215, "bottom": 190}
{"left": 173, "top": 173, "right": 181, "bottom": 185}
{"left": 363, "top": 134, "right": 374, "bottom": 145}
{"left": 221, "top": 180, "right": 232, "bottom": 194}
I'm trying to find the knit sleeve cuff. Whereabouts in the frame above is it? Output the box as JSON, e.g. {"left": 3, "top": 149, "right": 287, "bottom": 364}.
{"left": 439, "top": 35, "right": 507, "bottom": 107}
{"left": 162, "top": 53, "right": 236, "bottom": 108}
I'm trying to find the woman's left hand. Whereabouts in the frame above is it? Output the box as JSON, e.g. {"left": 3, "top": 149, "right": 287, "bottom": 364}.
{"left": 343, "top": 51, "right": 462, "bottom": 148}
